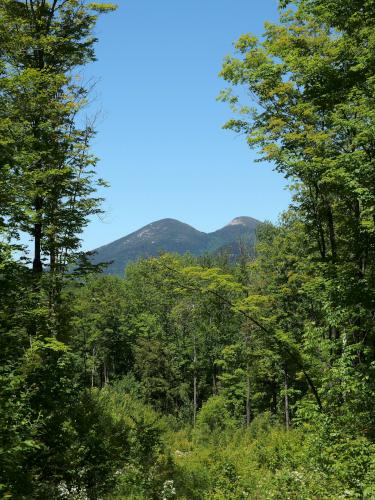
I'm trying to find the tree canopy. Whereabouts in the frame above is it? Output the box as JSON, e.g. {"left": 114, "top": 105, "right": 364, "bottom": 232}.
{"left": 1, "top": 0, "right": 375, "bottom": 498}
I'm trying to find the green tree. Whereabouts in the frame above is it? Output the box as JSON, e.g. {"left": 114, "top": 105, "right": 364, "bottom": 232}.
{"left": 70, "top": 275, "right": 131, "bottom": 387}
{"left": 0, "top": 1, "right": 125, "bottom": 497}
{"left": 219, "top": 0, "right": 375, "bottom": 432}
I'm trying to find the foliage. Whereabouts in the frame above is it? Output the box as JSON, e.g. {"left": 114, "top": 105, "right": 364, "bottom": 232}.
{"left": 167, "top": 412, "right": 375, "bottom": 498}
{"left": 193, "top": 395, "right": 236, "bottom": 443}
{"left": 0, "top": 1, "right": 123, "bottom": 498}
{"left": 101, "top": 381, "right": 175, "bottom": 499}
{"left": 2, "top": 0, "right": 375, "bottom": 497}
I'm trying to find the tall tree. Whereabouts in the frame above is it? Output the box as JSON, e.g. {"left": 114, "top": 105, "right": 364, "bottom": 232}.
{"left": 0, "top": 2, "right": 127, "bottom": 497}
{"left": 0, "top": 0, "right": 115, "bottom": 304}
{"left": 219, "top": 0, "right": 375, "bottom": 426}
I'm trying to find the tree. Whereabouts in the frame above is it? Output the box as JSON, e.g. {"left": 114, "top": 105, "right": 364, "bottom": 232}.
{"left": 0, "top": 1, "right": 124, "bottom": 496}
{"left": 0, "top": 0, "right": 115, "bottom": 307}
{"left": 71, "top": 275, "right": 131, "bottom": 387}
{"left": 219, "top": 0, "right": 375, "bottom": 431}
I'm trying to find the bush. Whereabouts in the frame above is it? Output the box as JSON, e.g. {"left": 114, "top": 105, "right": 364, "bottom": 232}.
{"left": 194, "top": 396, "right": 236, "bottom": 445}
{"left": 101, "top": 381, "right": 175, "bottom": 499}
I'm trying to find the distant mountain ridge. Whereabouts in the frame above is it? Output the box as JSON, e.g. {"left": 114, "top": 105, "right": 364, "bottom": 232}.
{"left": 90, "top": 216, "right": 261, "bottom": 275}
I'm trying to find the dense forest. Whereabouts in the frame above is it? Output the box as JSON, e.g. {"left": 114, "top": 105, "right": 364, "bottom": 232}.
{"left": 1, "top": 0, "right": 375, "bottom": 498}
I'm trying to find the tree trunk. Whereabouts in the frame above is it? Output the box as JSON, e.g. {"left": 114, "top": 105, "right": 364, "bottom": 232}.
{"left": 246, "top": 366, "right": 251, "bottom": 426}
{"left": 312, "top": 184, "right": 327, "bottom": 260}
{"left": 271, "top": 382, "right": 277, "bottom": 414}
{"left": 326, "top": 202, "right": 337, "bottom": 262}
{"left": 284, "top": 365, "right": 290, "bottom": 430}
{"left": 212, "top": 371, "right": 217, "bottom": 395}
{"left": 91, "top": 346, "right": 96, "bottom": 388}
{"left": 193, "top": 333, "right": 197, "bottom": 427}
{"left": 103, "top": 361, "right": 109, "bottom": 385}
{"left": 32, "top": 196, "right": 43, "bottom": 273}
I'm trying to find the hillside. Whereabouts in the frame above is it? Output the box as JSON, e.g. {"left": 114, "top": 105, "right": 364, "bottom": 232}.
{"left": 90, "top": 216, "right": 260, "bottom": 275}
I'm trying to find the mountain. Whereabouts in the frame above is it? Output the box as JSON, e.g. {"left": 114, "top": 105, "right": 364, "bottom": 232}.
{"left": 90, "top": 216, "right": 261, "bottom": 275}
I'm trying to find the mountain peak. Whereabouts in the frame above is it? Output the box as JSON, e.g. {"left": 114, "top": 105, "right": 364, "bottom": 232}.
{"left": 227, "top": 216, "right": 260, "bottom": 227}
{"left": 149, "top": 218, "right": 198, "bottom": 229}
{"left": 151, "top": 218, "right": 185, "bottom": 225}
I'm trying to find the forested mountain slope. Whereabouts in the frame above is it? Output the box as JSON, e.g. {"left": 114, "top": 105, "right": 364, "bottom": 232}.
{"left": 90, "top": 216, "right": 260, "bottom": 274}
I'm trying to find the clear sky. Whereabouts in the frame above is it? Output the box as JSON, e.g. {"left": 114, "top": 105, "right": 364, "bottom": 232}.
{"left": 82, "top": 0, "right": 290, "bottom": 250}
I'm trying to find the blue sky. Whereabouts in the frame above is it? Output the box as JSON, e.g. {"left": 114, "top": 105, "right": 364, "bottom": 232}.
{"left": 82, "top": 0, "right": 290, "bottom": 250}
